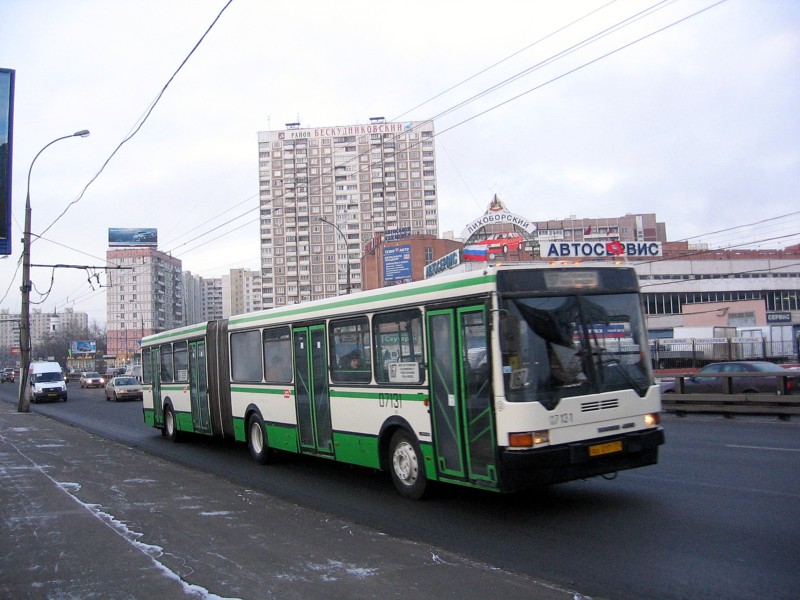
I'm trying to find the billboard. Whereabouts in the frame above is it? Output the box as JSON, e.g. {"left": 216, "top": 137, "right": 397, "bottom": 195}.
{"left": 71, "top": 340, "right": 97, "bottom": 355}
{"left": 0, "top": 68, "right": 14, "bottom": 255}
{"left": 383, "top": 244, "right": 412, "bottom": 286}
{"left": 108, "top": 227, "right": 157, "bottom": 247}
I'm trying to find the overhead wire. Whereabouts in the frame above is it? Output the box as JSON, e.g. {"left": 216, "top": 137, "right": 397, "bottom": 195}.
{"left": 3, "top": 0, "right": 236, "bottom": 312}
{"left": 12, "top": 0, "right": 752, "bottom": 315}
{"left": 36, "top": 0, "right": 235, "bottom": 241}
{"left": 155, "top": 0, "right": 690, "bottom": 261}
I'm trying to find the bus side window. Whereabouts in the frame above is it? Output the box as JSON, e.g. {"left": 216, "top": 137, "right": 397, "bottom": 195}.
{"left": 263, "top": 326, "right": 292, "bottom": 383}
{"left": 173, "top": 341, "right": 189, "bottom": 383}
{"left": 160, "top": 344, "right": 174, "bottom": 383}
{"left": 373, "top": 309, "right": 424, "bottom": 384}
{"left": 330, "top": 317, "right": 371, "bottom": 384}
{"left": 142, "top": 348, "right": 152, "bottom": 384}
{"left": 230, "top": 330, "right": 263, "bottom": 382}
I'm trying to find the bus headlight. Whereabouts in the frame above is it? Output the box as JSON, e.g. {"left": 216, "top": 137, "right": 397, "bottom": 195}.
{"left": 644, "top": 413, "right": 661, "bottom": 427}
{"left": 509, "top": 430, "right": 549, "bottom": 448}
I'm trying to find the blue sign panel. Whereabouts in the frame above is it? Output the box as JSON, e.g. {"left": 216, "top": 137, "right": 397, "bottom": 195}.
{"left": 108, "top": 228, "right": 158, "bottom": 247}
{"left": 383, "top": 245, "right": 412, "bottom": 286}
{"left": 0, "top": 68, "right": 14, "bottom": 255}
{"left": 71, "top": 340, "right": 97, "bottom": 354}
{"left": 766, "top": 312, "right": 792, "bottom": 324}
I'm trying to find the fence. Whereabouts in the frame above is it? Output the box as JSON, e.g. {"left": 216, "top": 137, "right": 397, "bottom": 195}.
{"left": 651, "top": 338, "right": 798, "bottom": 370}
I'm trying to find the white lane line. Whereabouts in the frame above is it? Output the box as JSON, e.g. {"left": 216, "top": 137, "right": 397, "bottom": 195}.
{"left": 727, "top": 444, "right": 800, "bottom": 452}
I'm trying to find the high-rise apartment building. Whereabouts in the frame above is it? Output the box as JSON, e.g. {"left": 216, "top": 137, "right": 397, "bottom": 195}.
{"left": 222, "top": 268, "right": 263, "bottom": 316}
{"left": 106, "top": 247, "right": 183, "bottom": 362}
{"left": 257, "top": 118, "right": 439, "bottom": 307}
{"left": 182, "top": 271, "right": 202, "bottom": 326}
{"left": 200, "top": 277, "right": 224, "bottom": 322}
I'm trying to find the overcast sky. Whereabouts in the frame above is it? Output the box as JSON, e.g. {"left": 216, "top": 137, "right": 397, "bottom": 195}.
{"left": 1, "top": 0, "right": 798, "bottom": 326}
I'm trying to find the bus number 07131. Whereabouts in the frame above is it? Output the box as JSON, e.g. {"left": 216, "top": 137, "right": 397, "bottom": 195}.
{"left": 378, "top": 393, "right": 402, "bottom": 409}
{"left": 550, "top": 413, "right": 574, "bottom": 426}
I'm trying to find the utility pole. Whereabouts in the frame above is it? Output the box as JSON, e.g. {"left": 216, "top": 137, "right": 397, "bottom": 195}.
{"left": 18, "top": 130, "right": 89, "bottom": 413}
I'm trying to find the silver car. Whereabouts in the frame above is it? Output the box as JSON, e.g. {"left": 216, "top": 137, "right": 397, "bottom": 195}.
{"left": 105, "top": 376, "right": 143, "bottom": 402}
{"left": 79, "top": 372, "right": 105, "bottom": 388}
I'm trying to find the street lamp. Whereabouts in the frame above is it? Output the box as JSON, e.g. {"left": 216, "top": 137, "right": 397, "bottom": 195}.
{"left": 318, "top": 216, "right": 351, "bottom": 295}
{"left": 18, "top": 129, "right": 90, "bottom": 413}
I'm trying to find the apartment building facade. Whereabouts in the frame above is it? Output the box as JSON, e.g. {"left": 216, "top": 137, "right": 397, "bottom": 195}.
{"left": 257, "top": 118, "right": 439, "bottom": 307}
{"left": 105, "top": 247, "right": 183, "bottom": 361}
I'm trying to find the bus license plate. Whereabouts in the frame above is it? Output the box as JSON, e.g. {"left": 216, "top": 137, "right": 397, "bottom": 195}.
{"left": 589, "top": 441, "right": 623, "bottom": 457}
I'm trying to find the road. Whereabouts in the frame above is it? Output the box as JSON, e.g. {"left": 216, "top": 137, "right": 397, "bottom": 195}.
{"left": 3, "top": 382, "right": 799, "bottom": 599}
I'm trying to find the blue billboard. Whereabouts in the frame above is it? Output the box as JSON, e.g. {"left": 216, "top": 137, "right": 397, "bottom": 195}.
{"left": 71, "top": 340, "right": 97, "bottom": 355}
{"left": 383, "top": 244, "right": 412, "bottom": 286}
{"left": 108, "top": 228, "right": 158, "bottom": 247}
{"left": 0, "top": 68, "right": 14, "bottom": 255}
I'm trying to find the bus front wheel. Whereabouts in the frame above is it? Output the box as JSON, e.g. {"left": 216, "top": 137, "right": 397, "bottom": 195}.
{"left": 389, "top": 430, "right": 428, "bottom": 500}
{"left": 164, "top": 406, "right": 180, "bottom": 442}
{"left": 247, "top": 413, "right": 273, "bottom": 464}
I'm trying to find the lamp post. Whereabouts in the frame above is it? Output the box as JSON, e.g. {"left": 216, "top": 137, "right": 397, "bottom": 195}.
{"left": 18, "top": 129, "right": 90, "bottom": 413}
{"left": 318, "top": 216, "right": 351, "bottom": 295}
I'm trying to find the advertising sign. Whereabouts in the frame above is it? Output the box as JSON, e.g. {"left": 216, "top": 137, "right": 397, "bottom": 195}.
{"left": 71, "top": 340, "right": 97, "bottom": 354}
{"left": 108, "top": 228, "right": 158, "bottom": 247}
{"left": 766, "top": 312, "right": 792, "bottom": 324}
{"left": 383, "top": 244, "right": 412, "bottom": 286}
{"left": 544, "top": 241, "right": 663, "bottom": 258}
{"left": 0, "top": 68, "right": 14, "bottom": 256}
{"left": 424, "top": 249, "right": 460, "bottom": 278}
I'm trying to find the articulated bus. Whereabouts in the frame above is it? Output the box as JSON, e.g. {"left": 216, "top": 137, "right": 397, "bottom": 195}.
{"left": 141, "top": 264, "right": 664, "bottom": 498}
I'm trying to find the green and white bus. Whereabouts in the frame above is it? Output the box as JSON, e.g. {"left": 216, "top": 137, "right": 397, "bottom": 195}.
{"left": 141, "top": 264, "right": 664, "bottom": 498}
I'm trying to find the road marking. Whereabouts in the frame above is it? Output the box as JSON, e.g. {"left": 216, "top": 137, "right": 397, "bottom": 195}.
{"left": 726, "top": 444, "right": 800, "bottom": 452}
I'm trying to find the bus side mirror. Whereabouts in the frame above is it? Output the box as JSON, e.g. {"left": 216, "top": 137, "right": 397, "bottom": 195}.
{"left": 500, "top": 314, "right": 520, "bottom": 355}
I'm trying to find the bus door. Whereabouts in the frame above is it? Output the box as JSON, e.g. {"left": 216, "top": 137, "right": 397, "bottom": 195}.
{"left": 427, "top": 306, "right": 498, "bottom": 487}
{"left": 293, "top": 325, "right": 334, "bottom": 456}
{"left": 151, "top": 347, "right": 164, "bottom": 428}
{"left": 189, "top": 340, "right": 211, "bottom": 434}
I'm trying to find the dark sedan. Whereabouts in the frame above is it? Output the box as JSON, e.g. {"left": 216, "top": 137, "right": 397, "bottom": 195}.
{"left": 660, "top": 361, "right": 798, "bottom": 394}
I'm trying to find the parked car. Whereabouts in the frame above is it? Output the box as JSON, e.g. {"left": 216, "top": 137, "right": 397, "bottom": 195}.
{"left": 475, "top": 232, "right": 525, "bottom": 254}
{"left": 105, "top": 376, "right": 143, "bottom": 402}
{"left": 1, "top": 368, "right": 15, "bottom": 383}
{"left": 79, "top": 371, "right": 105, "bottom": 389}
{"left": 660, "top": 361, "right": 798, "bottom": 394}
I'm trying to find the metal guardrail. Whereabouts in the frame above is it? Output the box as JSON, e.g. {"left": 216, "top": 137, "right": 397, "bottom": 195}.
{"left": 662, "top": 393, "right": 799, "bottom": 421}
{"left": 660, "top": 372, "right": 799, "bottom": 421}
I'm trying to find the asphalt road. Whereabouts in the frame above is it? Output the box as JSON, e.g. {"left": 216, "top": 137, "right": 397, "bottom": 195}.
{"left": 4, "top": 382, "right": 799, "bottom": 600}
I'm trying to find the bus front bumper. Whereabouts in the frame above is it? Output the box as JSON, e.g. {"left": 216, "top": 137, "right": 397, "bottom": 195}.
{"left": 498, "top": 427, "right": 665, "bottom": 492}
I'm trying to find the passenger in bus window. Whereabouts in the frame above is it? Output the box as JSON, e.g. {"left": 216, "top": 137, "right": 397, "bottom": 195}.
{"left": 337, "top": 350, "right": 365, "bottom": 382}
{"left": 348, "top": 352, "right": 362, "bottom": 370}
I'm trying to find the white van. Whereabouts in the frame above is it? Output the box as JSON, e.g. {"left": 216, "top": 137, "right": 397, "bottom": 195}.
{"left": 29, "top": 361, "right": 68, "bottom": 403}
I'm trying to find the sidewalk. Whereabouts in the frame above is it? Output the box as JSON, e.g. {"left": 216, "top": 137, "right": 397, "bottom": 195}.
{"left": 0, "top": 400, "right": 579, "bottom": 599}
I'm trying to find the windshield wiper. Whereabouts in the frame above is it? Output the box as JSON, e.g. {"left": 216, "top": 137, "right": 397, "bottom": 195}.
{"left": 588, "top": 346, "right": 650, "bottom": 397}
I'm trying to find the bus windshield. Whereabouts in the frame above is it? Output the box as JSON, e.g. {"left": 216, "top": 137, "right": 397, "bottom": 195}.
{"left": 502, "top": 292, "right": 652, "bottom": 408}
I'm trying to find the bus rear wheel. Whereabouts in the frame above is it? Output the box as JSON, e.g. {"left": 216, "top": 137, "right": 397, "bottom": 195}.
{"left": 389, "top": 430, "right": 428, "bottom": 500}
{"left": 247, "top": 413, "right": 273, "bottom": 464}
{"left": 164, "top": 406, "right": 180, "bottom": 442}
